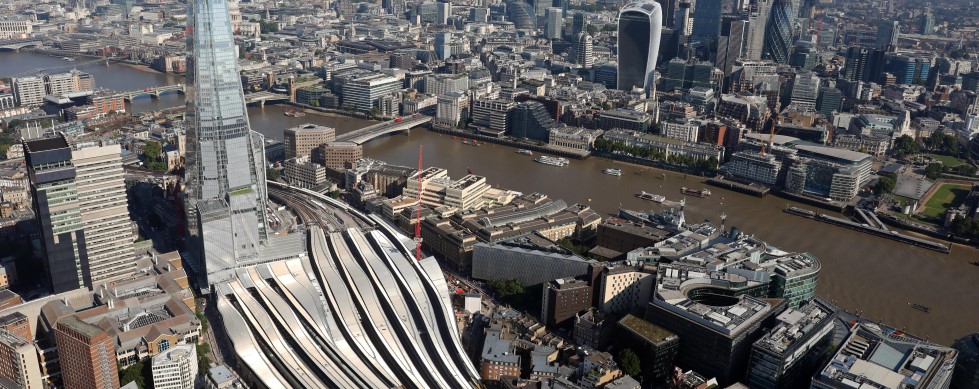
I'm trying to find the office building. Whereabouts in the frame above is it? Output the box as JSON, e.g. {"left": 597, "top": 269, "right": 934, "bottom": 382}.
{"left": 471, "top": 99, "right": 514, "bottom": 133}
{"left": 0, "top": 330, "right": 42, "bottom": 389}
{"left": 0, "top": 313, "right": 31, "bottom": 342}
{"left": 152, "top": 344, "right": 198, "bottom": 389}
{"left": 71, "top": 141, "right": 138, "bottom": 286}
{"left": 884, "top": 54, "right": 931, "bottom": 85}
{"left": 725, "top": 151, "right": 783, "bottom": 186}
{"left": 646, "top": 291, "right": 786, "bottom": 386}
{"left": 599, "top": 108, "right": 652, "bottom": 132}
{"left": 573, "top": 32, "right": 594, "bottom": 67}
{"left": 574, "top": 308, "right": 614, "bottom": 350}
{"left": 597, "top": 261, "right": 656, "bottom": 314}
{"left": 435, "top": 92, "right": 468, "bottom": 128}
{"left": 506, "top": 0, "right": 536, "bottom": 30}
{"left": 615, "top": 314, "right": 678, "bottom": 383}
{"left": 436, "top": 1, "right": 451, "bottom": 25}
{"left": 545, "top": 8, "right": 562, "bottom": 39}
{"left": 435, "top": 32, "right": 451, "bottom": 60}
{"left": 876, "top": 20, "right": 899, "bottom": 50}
{"left": 746, "top": 298, "right": 837, "bottom": 389}
{"left": 691, "top": 0, "right": 722, "bottom": 44}
{"left": 762, "top": 0, "right": 794, "bottom": 63}
{"left": 283, "top": 157, "right": 328, "bottom": 188}
{"left": 425, "top": 73, "right": 469, "bottom": 96}
{"left": 816, "top": 87, "right": 842, "bottom": 116}
{"left": 744, "top": 0, "right": 773, "bottom": 60}
{"left": 25, "top": 136, "right": 136, "bottom": 292}
{"left": 662, "top": 59, "right": 725, "bottom": 92}
{"left": 0, "top": 19, "right": 32, "bottom": 39}
{"left": 341, "top": 73, "right": 402, "bottom": 112}
{"left": 919, "top": 11, "right": 935, "bottom": 35}
{"left": 789, "top": 71, "right": 820, "bottom": 111}
{"left": 12, "top": 76, "right": 45, "bottom": 107}
{"left": 24, "top": 136, "right": 86, "bottom": 294}
{"left": 812, "top": 323, "right": 957, "bottom": 389}
{"left": 790, "top": 40, "right": 818, "bottom": 70}
{"left": 508, "top": 101, "right": 555, "bottom": 142}
{"left": 55, "top": 316, "right": 120, "bottom": 389}
{"left": 284, "top": 124, "right": 336, "bottom": 160}
{"left": 471, "top": 243, "right": 595, "bottom": 286}
{"left": 661, "top": 119, "right": 701, "bottom": 142}
{"left": 673, "top": 1, "right": 693, "bottom": 36}
{"left": 572, "top": 11, "right": 587, "bottom": 36}
{"left": 541, "top": 277, "right": 591, "bottom": 327}
{"left": 318, "top": 141, "right": 363, "bottom": 171}
{"left": 716, "top": 17, "right": 748, "bottom": 82}
{"left": 617, "top": 0, "right": 663, "bottom": 92}
{"left": 952, "top": 333, "right": 979, "bottom": 389}
{"left": 206, "top": 365, "right": 246, "bottom": 389}
{"left": 184, "top": 0, "right": 271, "bottom": 285}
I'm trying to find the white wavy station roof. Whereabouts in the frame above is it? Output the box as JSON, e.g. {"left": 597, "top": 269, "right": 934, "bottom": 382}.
{"left": 214, "top": 186, "right": 480, "bottom": 388}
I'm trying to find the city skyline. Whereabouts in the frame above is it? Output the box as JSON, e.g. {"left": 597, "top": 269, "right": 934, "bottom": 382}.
{"left": 2, "top": 0, "right": 979, "bottom": 387}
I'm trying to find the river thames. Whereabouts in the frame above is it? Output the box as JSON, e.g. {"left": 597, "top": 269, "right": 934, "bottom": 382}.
{"left": 3, "top": 52, "right": 977, "bottom": 345}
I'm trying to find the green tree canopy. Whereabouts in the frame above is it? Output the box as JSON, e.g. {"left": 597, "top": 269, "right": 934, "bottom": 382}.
{"left": 892, "top": 135, "right": 919, "bottom": 157}
{"left": 488, "top": 279, "right": 524, "bottom": 298}
{"left": 874, "top": 176, "right": 896, "bottom": 195}
{"left": 617, "top": 349, "right": 641, "bottom": 377}
{"left": 925, "top": 162, "right": 943, "bottom": 180}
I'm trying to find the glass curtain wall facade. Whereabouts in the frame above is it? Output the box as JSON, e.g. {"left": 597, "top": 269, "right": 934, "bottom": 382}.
{"left": 762, "top": 0, "right": 793, "bottom": 64}
{"left": 185, "top": 0, "right": 270, "bottom": 285}
{"left": 617, "top": 0, "right": 663, "bottom": 93}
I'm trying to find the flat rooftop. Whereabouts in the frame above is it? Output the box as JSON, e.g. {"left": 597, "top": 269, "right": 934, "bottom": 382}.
{"left": 23, "top": 136, "right": 69, "bottom": 153}
{"left": 618, "top": 314, "right": 676, "bottom": 344}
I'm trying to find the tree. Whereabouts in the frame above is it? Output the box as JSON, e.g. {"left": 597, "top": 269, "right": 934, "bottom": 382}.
{"left": 266, "top": 168, "right": 281, "bottom": 181}
{"left": 488, "top": 279, "right": 524, "bottom": 298}
{"left": 893, "top": 135, "right": 919, "bottom": 156}
{"left": 118, "top": 359, "right": 153, "bottom": 388}
{"left": 585, "top": 24, "right": 599, "bottom": 36}
{"left": 617, "top": 349, "right": 641, "bottom": 377}
{"left": 925, "top": 162, "right": 943, "bottom": 179}
{"left": 197, "top": 343, "right": 212, "bottom": 374}
{"left": 874, "top": 176, "right": 896, "bottom": 194}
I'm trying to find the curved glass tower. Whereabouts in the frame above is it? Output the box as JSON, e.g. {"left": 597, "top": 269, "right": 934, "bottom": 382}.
{"left": 762, "top": 0, "right": 793, "bottom": 64}
{"left": 617, "top": 0, "right": 663, "bottom": 93}
{"left": 185, "top": 0, "right": 269, "bottom": 285}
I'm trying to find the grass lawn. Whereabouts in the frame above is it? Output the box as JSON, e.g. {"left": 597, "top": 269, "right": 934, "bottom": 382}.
{"left": 925, "top": 154, "right": 965, "bottom": 167}
{"left": 921, "top": 183, "right": 971, "bottom": 218}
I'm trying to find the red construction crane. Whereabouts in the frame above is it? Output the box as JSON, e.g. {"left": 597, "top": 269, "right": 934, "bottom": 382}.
{"left": 414, "top": 145, "right": 423, "bottom": 262}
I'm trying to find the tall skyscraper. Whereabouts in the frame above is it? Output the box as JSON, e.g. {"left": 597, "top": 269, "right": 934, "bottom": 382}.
{"left": 673, "top": 1, "right": 693, "bottom": 35}
{"left": 919, "top": 10, "right": 935, "bottom": 35}
{"left": 744, "top": 0, "right": 771, "bottom": 60}
{"left": 876, "top": 20, "right": 899, "bottom": 50}
{"left": 716, "top": 16, "right": 748, "bottom": 81}
{"left": 571, "top": 12, "right": 586, "bottom": 36}
{"left": 435, "top": 32, "right": 452, "bottom": 60}
{"left": 762, "top": 0, "right": 793, "bottom": 63}
{"left": 185, "top": 0, "right": 271, "bottom": 285}
{"left": 692, "top": 0, "right": 723, "bottom": 44}
{"left": 55, "top": 316, "right": 120, "bottom": 389}
{"left": 436, "top": 1, "right": 451, "bottom": 25}
{"left": 574, "top": 31, "right": 594, "bottom": 68}
{"left": 656, "top": 0, "right": 677, "bottom": 28}
{"left": 617, "top": 0, "right": 663, "bottom": 92}
{"left": 545, "top": 7, "right": 563, "bottom": 39}
{"left": 24, "top": 135, "right": 137, "bottom": 293}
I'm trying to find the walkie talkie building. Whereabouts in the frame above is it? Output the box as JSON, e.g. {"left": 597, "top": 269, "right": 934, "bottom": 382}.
{"left": 617, "top": 0, "right": 663, "bottom": 93}
{"left": 184, "top": 0, "right": 270, "bottom": 285}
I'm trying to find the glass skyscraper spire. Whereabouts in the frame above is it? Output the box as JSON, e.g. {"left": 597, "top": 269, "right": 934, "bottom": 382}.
{"left": 185, "top": 0, "right": 269, "bottom": 285}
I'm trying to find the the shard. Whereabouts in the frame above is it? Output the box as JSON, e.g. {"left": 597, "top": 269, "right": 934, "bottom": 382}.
{"left": 184, "top": 0, "right": 270, "bottom": 285}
